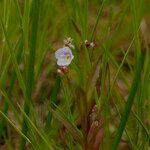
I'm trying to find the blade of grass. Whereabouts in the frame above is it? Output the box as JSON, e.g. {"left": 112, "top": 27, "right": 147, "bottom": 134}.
{"left": 105, "top": 37, "right": 135, "bottom": 105}
{"left": 13, "top": 0, "right": 22, "bottom": 25}
{"left": 98, "top": 46, "right": 110, "bottom": 149}
{"left": 74, "top": 85, "right": 88, "bottom": 150}
{"left": 0, "top": 17, "right": 26, "bottom": 95}
{"left": 112, "top": 97, "right": 136, "bottom": 148}
{"left": 112, "top": 49, "right": 145, "bottom": 149}
{"left": 22, "top": 0, "right": 30, "bottom": 71}
{"left": 130, "top": 0, "right": 144, "bottom": 147}
{"left": 49, "top": 106, "right": 83, "bottom": 145}
{"left": 35, "top": 0, "right": 53, "bottom": 79}
{"left": 90, "top": 0, "right": 106, "bottom": 41}
{"left": 83, "top": 0, "right": 88, "bottom": 40}
{"left": 132, "top": 111, "right": 150, "bottom": 138}
{"left": 20, "top": 0, "right": 40, "bottom": 149}
{"left": 0, "top": 111, "right": 31, "bottom": 144}
{"left": 110, "top": 72, "right": 150, "bottom": 145}
{"left": 0, "top": 0, "right": 10, "bottom": 73}
{"left": 45, "top": 75, "right": 61, "bottom": 130}
{"left": 0, "top": 37, "right": 23, "bottom": 137}
{"left": 18, "top": 104, "right": 52, "bottom": 149}
{"left": 0, "top": 90, "right": 21, "bottom": 123}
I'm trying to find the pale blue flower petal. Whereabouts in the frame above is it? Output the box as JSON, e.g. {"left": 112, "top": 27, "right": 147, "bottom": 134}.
{"left": 55, "top": 47, "right": 74, "bottom": 66}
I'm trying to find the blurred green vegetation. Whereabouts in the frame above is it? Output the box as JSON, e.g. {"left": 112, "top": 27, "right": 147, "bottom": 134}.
{"left": 0, "top": 0, "right": 150, "bottom": 149}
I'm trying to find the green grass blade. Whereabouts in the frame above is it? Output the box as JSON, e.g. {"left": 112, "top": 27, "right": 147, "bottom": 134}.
{"left": 0, "top": 18, "right": 26, "bottom": 94}
{"left": 0, "top": 37, "right": 23, "bottom": 137}
{"left": 90, "top": 0, "right": 106, "bottom": 41}
{"left": 112, "top": 50, "right": 145, "bottom": 149}
{"left": 0, "top": 111, "right": 31, "bottom": 144}
{"left": 49, "top": 107, "right": 83, "bottom": 144}
{"left": 45, "top": 75, "right": 61, "bottom": 130}
{"left": 18, "top": 104, "right": 52, "bottom": 149}
{"left": 20, "top": 0, "right": 40, "bottom": 149}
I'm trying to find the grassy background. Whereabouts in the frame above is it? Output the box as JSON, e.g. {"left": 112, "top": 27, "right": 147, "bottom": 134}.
{"left": 0, "top": 0, "right": 150, "bottom": 149}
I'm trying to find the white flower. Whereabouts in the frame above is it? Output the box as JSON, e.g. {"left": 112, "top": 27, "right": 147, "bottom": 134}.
{"left": 55, "top": 47, "right": 74, "bottom": 66}
{"left": 63, "top": 37, "right": 73, "bottom": 44}
{"left": 63, "top": 37, "right": 75, "bottom": 49}
{"left": 90, "top": 42, "right": 95, "bottom": 48}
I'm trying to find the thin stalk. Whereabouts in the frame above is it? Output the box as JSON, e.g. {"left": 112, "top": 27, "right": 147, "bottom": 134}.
{"left": 90, "top": 0, "right": 106, "bottom": 41}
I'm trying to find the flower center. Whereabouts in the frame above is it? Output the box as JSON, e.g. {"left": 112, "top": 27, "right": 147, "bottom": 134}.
{"left": 65, "top": 54, "right": 71, "bottom": 60}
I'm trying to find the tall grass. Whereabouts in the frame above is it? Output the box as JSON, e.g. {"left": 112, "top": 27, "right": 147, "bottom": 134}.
{"left": 19, "top": 0, "right": 40, "bottom": 149}
{"left": 0, "top": 0, "right": 150, "bottom": 149}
